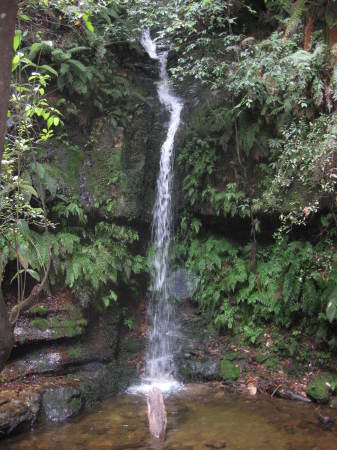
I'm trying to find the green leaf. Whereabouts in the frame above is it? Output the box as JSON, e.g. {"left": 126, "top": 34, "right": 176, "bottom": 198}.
{"left": 47, "top": 117, "right": 54, "bottom": 129}
{"left": 110, "top": 290, "right": 118, "bottom": 302}
{"left": 327, "top": 288, "right": 337, "bottom": 323}
{"left": 18, "top": 252, "right": 29, "bottom": 270}
{"left": 27, "top": 269, "right": 40, "bottom": 282}
{"left": 22, "top": 183, "right": 39, "bottom": 198}
{"left": 12, "top": 53, "right": 20, "bottom": 72}
{"left": 40, "top": 64, "right": 58, "bottom": 77}
{"left": 13, "top": 30, "right": 22, "bottom": 52}
{"left": 10, "top": 269, "right": 25, "bottom": 284}
{"left": 83, "top": 14, "right": 94, "bottom": 33}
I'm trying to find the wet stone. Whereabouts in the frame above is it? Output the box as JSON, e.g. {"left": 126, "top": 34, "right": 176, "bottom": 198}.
{"left": 41, "top": 387, "right": 83, "bottom": 422}
{"left": 306, "top": 373, "right": 337, "bottom": 404}
{"left": 205, "top": 440, "right": 227, "bottom": 449}
{"left": 0, "top": 391, "right": 40, "bottom": 437}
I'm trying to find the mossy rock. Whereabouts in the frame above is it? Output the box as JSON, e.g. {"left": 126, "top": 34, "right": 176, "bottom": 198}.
{"left": 226, "top": 351, "right": 247, "bottom": 361}
{"left": 220, "top": 358, "right": 240, "bottom": 382}
{"left": 31, "top": 305, "right": 49, "bottom": 317}
{"left": 41, "top": 387, "right": 83, "bottom": 422}
{"left": 265, "top": 357, "right": 280, "bottom": 372}
{"left": 306, "top": 373, "right": 337, "bottom": 404}
{"left": 256, "top": 353, "right": 269, "bottom": 364}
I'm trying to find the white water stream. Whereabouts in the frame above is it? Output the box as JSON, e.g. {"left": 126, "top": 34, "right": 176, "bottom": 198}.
{"left": 129, "top": 30, "right": 183, "bottom": 395}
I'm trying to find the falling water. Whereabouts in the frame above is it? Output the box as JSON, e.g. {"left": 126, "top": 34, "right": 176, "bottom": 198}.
{"left": 130, "top": 30, "right": 183, "bottom": 393}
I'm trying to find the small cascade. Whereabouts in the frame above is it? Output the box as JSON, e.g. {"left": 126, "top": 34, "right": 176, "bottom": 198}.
{"left": 128, "top": 30, "right": 183, "bottom": 395}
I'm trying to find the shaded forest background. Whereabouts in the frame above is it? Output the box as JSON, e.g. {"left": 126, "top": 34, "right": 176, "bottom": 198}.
{"left": 0, "top": 0, "right": 337, "bottom": 373}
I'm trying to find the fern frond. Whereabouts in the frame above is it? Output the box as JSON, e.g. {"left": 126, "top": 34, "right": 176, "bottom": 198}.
{"left": 285, "top": 0, "right": 306, "bottom": 38}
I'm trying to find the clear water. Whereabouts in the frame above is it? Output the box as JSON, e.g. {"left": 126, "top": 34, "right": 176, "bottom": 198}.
{"left": 3, "top": 384, "right": 337, "bottom": 449}
{"left": 139, "top": 30, "right": 183, "bottom": 389}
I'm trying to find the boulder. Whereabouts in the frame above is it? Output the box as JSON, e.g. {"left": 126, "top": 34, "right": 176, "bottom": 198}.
{"left": 0, "top": 390, "right": 40, "bottom": 436}
{"left": 306, "top": 373, "right": 337, "bottom": 404}
{"left": 177, "top": 357, "right": 221, "bottom": 381}
{"left": 41, "top": 387, "right": 83, "bottom": 422}
{"left": 3, "top": 319, "right": 112, "bottom": 382}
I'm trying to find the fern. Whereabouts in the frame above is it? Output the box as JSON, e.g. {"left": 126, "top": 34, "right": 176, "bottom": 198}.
{"left": 285, "top": 0, "right": 306, "bottom": 37}
{"left": 330, "top": 66, "right": 337, "bottom": 102}
{"left": 28, "top": 41, "right": 52, "bottom": 60}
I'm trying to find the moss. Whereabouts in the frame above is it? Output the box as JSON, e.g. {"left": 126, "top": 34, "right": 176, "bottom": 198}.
{"left": 31, "top": 305, "right": 49, "bottom": 317}
{"left": 31, "top": 318, "right": 50, "bottom": 331}
{"left": 265, "top": 357, "right": 280, "bottom": 372}
{"left": 226, "top": 351, "right": 247, "bottom": 361}
{"left": 306, "top": 373, "right": 337, "bottom": 404}
{"left": 120, "top": 338, "right": 143, "bottom": 355}
{"left": 256, "top": 354, "right": 269, "bottom": 364}
{"left": 61, "top": 318, "right": 87, "bottom": 337}
{"left": 31, "top": 311, "right": 87, "bottom": 338}
{"left": 220, "top": 358, "right": 240, "bottom": 382}
{"left": 69, "top": 397, "right": 82, "bottom": 411}
{"left": 67, "top": 346, "right": 83, "bottom": 360}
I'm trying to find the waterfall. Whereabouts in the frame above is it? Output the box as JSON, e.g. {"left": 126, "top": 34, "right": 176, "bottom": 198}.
{"left": 129, "top": 30, "right": 183, "bottom": 394}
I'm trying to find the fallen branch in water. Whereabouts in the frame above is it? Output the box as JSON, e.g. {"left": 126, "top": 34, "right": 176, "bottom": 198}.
{"left": 147, "top": 387, "right": 167, "bottom": 441}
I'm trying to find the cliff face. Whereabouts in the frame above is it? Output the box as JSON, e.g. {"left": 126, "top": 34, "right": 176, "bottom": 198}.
{"left": 0, "top": 288, "right": 147, "bottom": 437}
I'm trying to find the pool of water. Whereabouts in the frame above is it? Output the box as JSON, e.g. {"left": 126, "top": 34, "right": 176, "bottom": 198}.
{"left": 2, "top": 384, "right": 337, "bottom": 450}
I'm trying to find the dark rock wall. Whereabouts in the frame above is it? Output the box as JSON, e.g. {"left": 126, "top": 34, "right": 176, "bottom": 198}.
{"left": 0, "top": 290, "right": 145, "bottom": 438}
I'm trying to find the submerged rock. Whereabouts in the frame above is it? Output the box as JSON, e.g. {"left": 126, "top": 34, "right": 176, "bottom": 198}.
{"left": 205, "top": 439, "right": 227, "bottom": 449}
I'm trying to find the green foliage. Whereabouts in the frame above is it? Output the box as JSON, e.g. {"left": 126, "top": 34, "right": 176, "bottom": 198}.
{"left": 220, "top": 358, "right": 240, "bottom": 382}
{"left": 31, "top": 305, "right": 49, "bottom": 317}
{"left": 265, "top": 357, "right": 281, "bottom": 371}
{"left": 48, "top": 218, "right": 145, "bottom": 307}
{"left": 182, "top": 230, "right": 337, "bottom": 345}
{"left": 0, "top": 0, "right": 148, "bottom": 322}
{"left": 67, "top": 345, "right": 83, "bottom": 360}
{"left": 31, "top": 318, "right": 50, "bottom": 331}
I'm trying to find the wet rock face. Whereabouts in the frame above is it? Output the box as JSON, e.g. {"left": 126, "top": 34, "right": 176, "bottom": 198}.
{"left": 14, "top": 294, "right": 87, "bottom": 346}
{"left": 0, "top": 290, "right": 146, "bottom": 439}
{"left": 0, "top": 391, "right": 40, "bottom": 437}
{"left": 3, "top": 314, "right": 114, "bottom": 383}
{"left": 85, "top": 66, "right": 167, "bottom": 223}
{"left": 174, "top": 302, "right": 221, "bottom": 382}
{"left": 41, "top": 387, "right": 83, "bottom": 422}
{"left": 177, "top": 357, "right": 221, "bottom": 382}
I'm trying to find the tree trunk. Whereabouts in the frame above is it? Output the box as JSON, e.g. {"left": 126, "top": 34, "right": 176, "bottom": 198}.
{"left": 0, "top": 0, "right": 18, "bottom": 369}
{"left": 328, "top": 25, "right": 337, "bottom": 49}
{"left": 0, "top": 0, "right": 18, "bottom": 176}
{"left": 0, "top": 288, "right": 13, "bottom": 371}
{"left": 304, "top": 15, "right": 316, "bottom": 51}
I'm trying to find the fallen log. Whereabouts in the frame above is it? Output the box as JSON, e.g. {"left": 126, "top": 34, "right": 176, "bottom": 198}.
{"left": 269, "top": 386, "right": 311, "bottom": 403}
{"left": 147, "top": 386, "right": 167, "bottom": 440}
